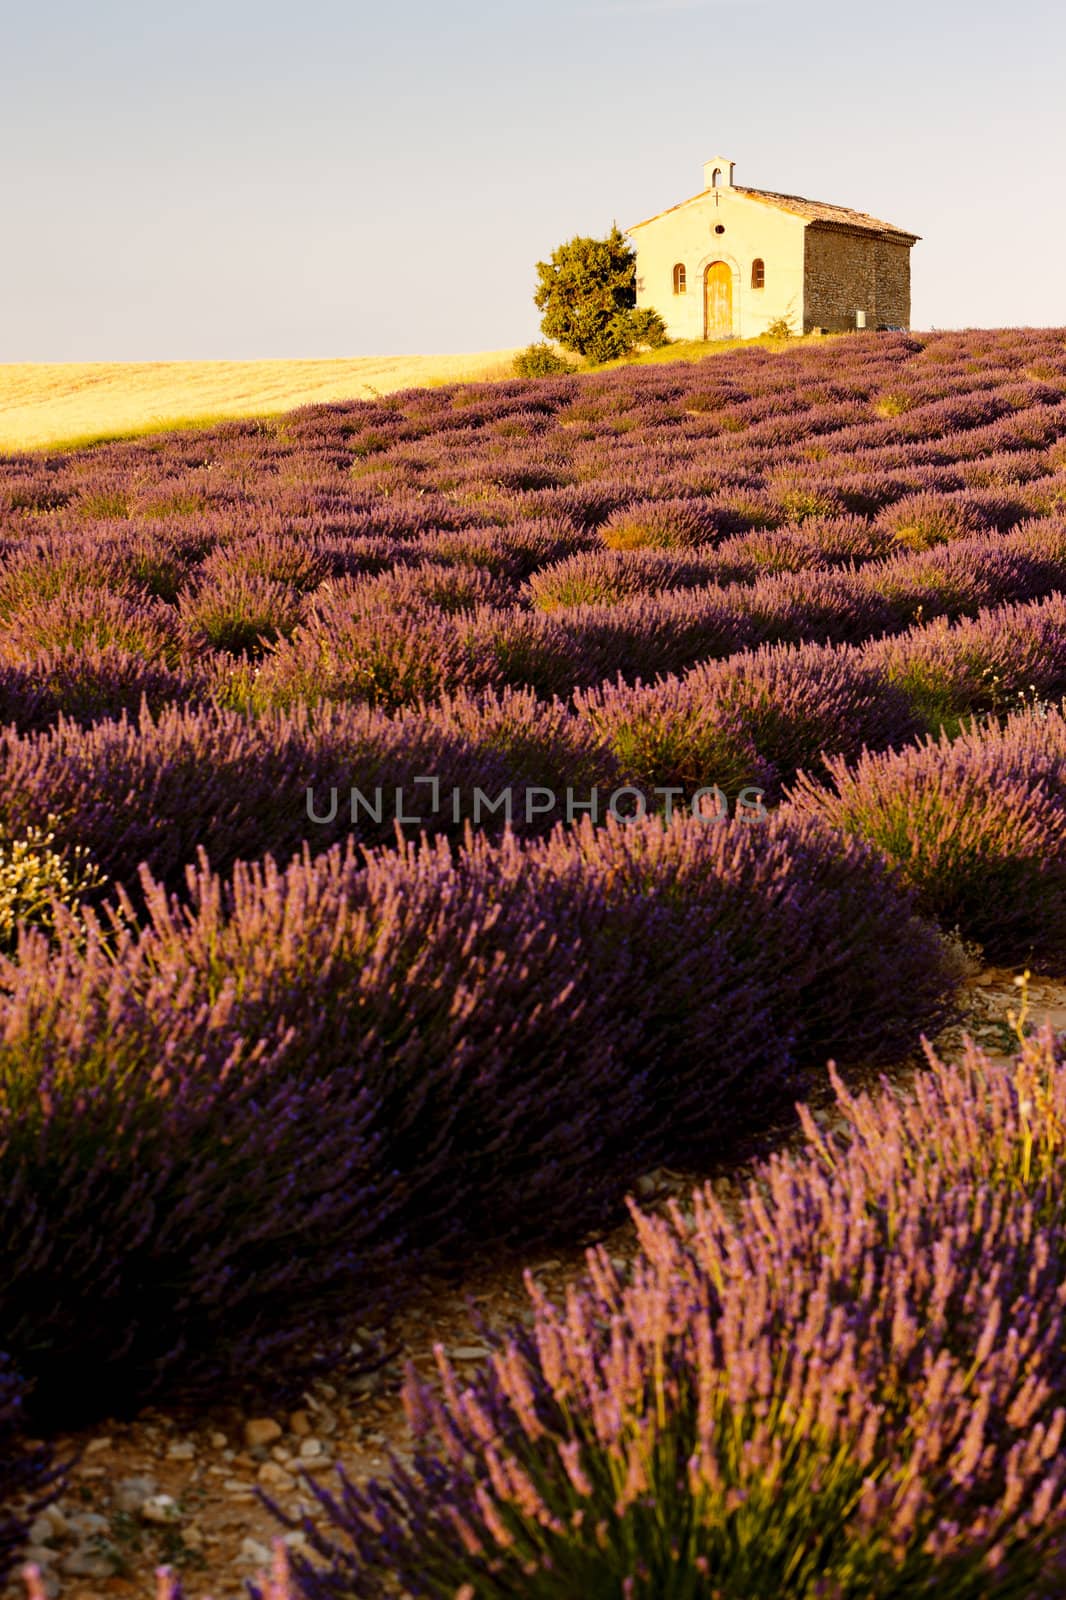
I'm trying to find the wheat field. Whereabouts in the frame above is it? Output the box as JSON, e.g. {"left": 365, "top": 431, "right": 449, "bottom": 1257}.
{"left": 0, "top": 351, "right": 522, "bottom": 452}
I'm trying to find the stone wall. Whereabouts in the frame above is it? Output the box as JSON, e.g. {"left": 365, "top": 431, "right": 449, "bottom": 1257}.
{"left": 803, "top": 227, "right": 912, "bottom": 331}
{"left": 873, "top": 239, "right": 912, "bottom": 329}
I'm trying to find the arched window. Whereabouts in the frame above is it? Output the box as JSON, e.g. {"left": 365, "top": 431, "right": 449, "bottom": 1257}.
{"left": 751, "top": 258, "right": 766, "bottom": 290}
{"left": 672, "top": 263, "right": 687, "bottom": 295}
{"left": 711, "top": 168, "right": 722, "bottom": 188}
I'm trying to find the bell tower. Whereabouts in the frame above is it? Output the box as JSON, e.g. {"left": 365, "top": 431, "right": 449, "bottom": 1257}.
{"left": 703, "top": 156, "right": 736, "bottom": 191}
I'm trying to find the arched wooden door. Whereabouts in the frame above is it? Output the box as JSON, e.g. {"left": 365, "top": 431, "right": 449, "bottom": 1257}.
{"left": 704, "top": 261, "right": 733, "bottom": 338}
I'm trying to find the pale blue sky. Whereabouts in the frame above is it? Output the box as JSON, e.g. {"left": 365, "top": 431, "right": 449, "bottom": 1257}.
{"left": 2, "top": 0, "right": 1063, "bottom": 359}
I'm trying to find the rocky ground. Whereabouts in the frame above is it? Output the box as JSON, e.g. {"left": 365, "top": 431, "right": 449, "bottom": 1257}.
{"left": 10, "top": 962, "right": 1066, "bottom": 1600}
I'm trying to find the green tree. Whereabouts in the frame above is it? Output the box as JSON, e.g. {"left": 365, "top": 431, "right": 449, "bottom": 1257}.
{"left": 533, "top": 226, "right": 668, "bottom": 363}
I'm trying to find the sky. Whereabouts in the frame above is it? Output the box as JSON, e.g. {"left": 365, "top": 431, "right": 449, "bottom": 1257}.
{"left": 2, "top": 0, "right": 1064, "bottom": 360}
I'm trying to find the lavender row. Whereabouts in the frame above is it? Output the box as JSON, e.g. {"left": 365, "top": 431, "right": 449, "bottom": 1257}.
{"left": 576, "top": 588, "right": 1066, "bottom": 804}
{"left": 0, "top": 505, "right": 1062, "bottom": 732}
{"left": 6, "top": 585, "right": 1066, "bottom": 907}
{"left": 0, "top": 458, "right": 1057, "bottom": 626}
{"left": 0, "top": 693, "right": 620, "bottom": 898}
{"left": 289, "top": 1025, "right": 1066, "bottom": 1599}
{"left": 0, "top": 813, "right": 954, "bottom": 1423}
{"left": 223, "top": 517, "right": 1066, "bottom": 715}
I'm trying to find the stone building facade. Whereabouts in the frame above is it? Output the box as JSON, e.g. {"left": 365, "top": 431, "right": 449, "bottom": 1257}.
{"left": 628, "top": 157, "right": 919, "bottom": 340}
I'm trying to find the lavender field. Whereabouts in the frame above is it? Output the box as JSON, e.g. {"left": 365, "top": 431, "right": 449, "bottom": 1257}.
{"left": 6, "top": 325, "right": 1066, "bottom": 1598}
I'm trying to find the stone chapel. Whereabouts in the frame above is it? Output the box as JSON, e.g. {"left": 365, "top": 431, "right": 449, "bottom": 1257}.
{"left": 628, "top": 156, "right": 919, "bottom": 339}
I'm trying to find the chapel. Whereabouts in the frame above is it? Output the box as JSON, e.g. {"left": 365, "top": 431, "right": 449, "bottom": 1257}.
{"left": 628, "top": 157, "right": 919, "bottom": 338}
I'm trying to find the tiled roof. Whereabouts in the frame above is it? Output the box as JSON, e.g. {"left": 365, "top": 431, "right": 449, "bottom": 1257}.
{"left": 734, "top": 186, "right": 919, "bottom": 241}
{"left": 628, "top": 185, "right": 919, "bottom": 243}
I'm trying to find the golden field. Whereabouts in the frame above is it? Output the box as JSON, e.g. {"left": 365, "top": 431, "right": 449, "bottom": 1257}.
{"left": 0, "top": 351, "right": 522, "bottom": 452}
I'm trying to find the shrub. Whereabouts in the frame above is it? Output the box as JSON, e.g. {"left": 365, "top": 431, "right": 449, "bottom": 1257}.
{"left": 863, "top": 592, "right": 1066, "bottom": 734}
{"left": 876, "top": 490, "right": 982, "bottom": 550}
{"left": 740, "top": 568, "right": 898, "bottom": 648}
{"left": 796, "top": 514, "right": 895, "bottom": 564}
{"left": 464, "top": 608, "right": 589, "bottom": 701}
{"left": 0, "top": 589, "right": 187, "bottom": 670}
{"left": 336, "top": 562, "right": 514, "bottom": 617}
{"left": 197, "top": 532, "right": 336, "bottom": 592}
{"left": 513, "top": 343, "right": 572, "bottom": 379}
{"left": 233, "top": 601, "right": 503, "bottom": 713}
{"left": 427, "top": 685, "right": 624, "bottom": 814}
{"left": 549, "top": 812, "right": 956, "bottom": 1089}
{"left": 74, "top": 487, "right": 130, "bottom": 519}
{"left": 764, "top": 314, "right": 794, "bottom": 339}
{"left": 0, "top": 887, "right": 408, "bottom": 1422}
{"left": 0, "top": 823, "right": 106, "bottom": 953}
{"left": 512, "top": 482, "right": 628, "bottom": 529}
{"left": 574, "top": 673, "right": 774, "bottom": 803}
{"left": 767, "top": 469, "right": 846, "bottom": 522}
{"left": 102, "top": 524, "right": 203, "bottom": 600}
{"left": 600, "top": 497, "right": 722, "bottom": 551}
{"left": 623, "top": 306, "right": 670, "bottom": 351}
{"left": 789, "top": 707, "right": 1066, "bottom": 967}
{"left": 703, "top": 527, "right": 816, "bottom": 579}
{"left": 527, "top": 548, "right": 717, "bottom": 611}
{"left": 416, "top": 521, "right": 596, "bottom": 581}
{"left": 577, "top": 640, "right": 923, "bottom": 801}
{"left": 533, "top": 228, "right": 666, "bottom": 363}
{"left": 177, "top": 570, "right": 307, "bottom": 657}
{"left": 863, "top": 524, "right": 1066, "bottom": 629}
{"left": 0, "top": 538, "right": 129, "bottom": 620}
{"left": 548, "top": 587, "right": 759, "bottom": 688}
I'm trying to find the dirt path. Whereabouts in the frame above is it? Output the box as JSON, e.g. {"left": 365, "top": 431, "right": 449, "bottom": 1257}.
{"left": 10, "top": 963, "right": 1065, "bottom": 1600}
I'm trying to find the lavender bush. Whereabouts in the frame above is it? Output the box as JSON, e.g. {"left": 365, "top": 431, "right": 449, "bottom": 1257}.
{"left": 0, "top": 644, "right": 206, "bottom": 731}
{"left": 789, "top": 706, "right": 1066, "bottom": 966}
{"left": 176, "top": 569, "right": 308, "bottom": 656}
{"left": 577, "top": 639, "right": 922, "bottom": 801}
{"left": 279, "top": 1032, "right": 1066, "bottom": 1600}
{"left": 0, "top": 902, "right": 406, "bottom": 1420}
{"left": 235, "top": 597, "right": 504, "bottom": 712}
{"left": 0, "top": 588, "right": 188, "bottom": 669}
{"left": 864, "top": 591, "right": 1066, "bottom": 733}
{"left": 574, "top": 586, "right": 1066, "bottom": 811}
